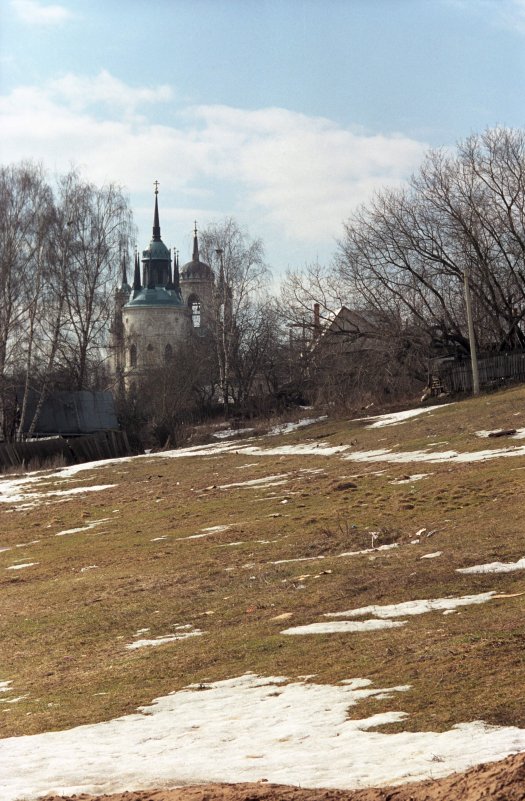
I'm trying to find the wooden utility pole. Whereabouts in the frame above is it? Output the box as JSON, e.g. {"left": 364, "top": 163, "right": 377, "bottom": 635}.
{"left": 464, "top": 266, "right": 480, "bottom": 396}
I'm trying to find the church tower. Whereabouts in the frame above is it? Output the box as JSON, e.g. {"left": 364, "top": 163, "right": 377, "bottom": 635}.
{"left": 121, "top": 185, "right": 192, "bottom": 381}
{"left": 180, "top": 222, "right": 215, "bottom": 333}
{"left": 110, "top": 183, "right": 215, "bottom": 389}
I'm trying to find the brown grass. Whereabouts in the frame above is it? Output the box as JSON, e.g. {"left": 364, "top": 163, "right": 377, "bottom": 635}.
{"left": 1, "top": 387, "right": 525, "bottom": 739}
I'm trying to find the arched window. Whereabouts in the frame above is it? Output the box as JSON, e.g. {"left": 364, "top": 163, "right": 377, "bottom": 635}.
{"left": 188, "top": 294, "right": 201, "bottom": 328}
{"left": 164, "top": 343, "right": 173, "bottom": 362}
{"left": 129, "top": 344, "right": 137, "bottom": 367}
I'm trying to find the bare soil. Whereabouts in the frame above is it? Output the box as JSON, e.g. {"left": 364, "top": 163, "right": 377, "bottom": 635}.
{"left": 39, "top": 751, "right": 525, "bottom": 801}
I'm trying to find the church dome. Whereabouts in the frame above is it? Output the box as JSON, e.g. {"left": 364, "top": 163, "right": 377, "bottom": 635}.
{"left": 125, "top": 286, "right": 184, "bottom": 308}
{"left": 180, "top": 225, "right": 214, "bottom": 282}
{"left": 180, "top": 258, "right": 213, "bottom": 281}
{"left": 145, "top": 239, "right": 171, "bottom": 261}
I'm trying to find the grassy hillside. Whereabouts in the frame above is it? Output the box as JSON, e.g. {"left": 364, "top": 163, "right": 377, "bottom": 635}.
{"left": 2, "top": 386, "right": 525, "bottom": 741}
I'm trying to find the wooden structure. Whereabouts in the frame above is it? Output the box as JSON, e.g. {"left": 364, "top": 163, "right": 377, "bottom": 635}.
{"left": 430, "top": 351, "right": 525, "bottom": 394}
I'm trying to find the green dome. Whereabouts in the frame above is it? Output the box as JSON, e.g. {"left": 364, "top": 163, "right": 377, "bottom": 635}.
{"left": 144, "top": 240, "right": 170, "bottom": 260}
{"left": 125, "top": 287, "right": 185, "bottom": 308}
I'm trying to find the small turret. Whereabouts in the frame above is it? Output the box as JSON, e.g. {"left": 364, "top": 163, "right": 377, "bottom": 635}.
{"left": 173, "top": 249, "right": 181, "bottom": 291}
{"left": 120, "top": 252, "right": 131, "bottom": 291}
{"left": 132, "top": 251, "right": 142, "bottom": 296}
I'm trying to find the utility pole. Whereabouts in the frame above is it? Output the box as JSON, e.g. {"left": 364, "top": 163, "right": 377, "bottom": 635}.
{"left": 464, "top": 265, "right": 480, "bottom": 396}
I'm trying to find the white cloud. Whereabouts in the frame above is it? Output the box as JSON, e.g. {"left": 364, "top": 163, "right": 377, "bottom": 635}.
{"left": 48, "top": 71, "right": 173, "bottom": 116}
{"left": 11, "top": 0, "right": 73, "bottom": 25}
{"left": 0, "top": 71, "right": 427, "bottom": 265}
{"left": 187, "top": 104, "right": 426, "bottom": 240}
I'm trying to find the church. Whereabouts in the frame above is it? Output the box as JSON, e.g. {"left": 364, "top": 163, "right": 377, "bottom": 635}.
{"left": 110, "top": 185, "right": 215, "bottom": 389}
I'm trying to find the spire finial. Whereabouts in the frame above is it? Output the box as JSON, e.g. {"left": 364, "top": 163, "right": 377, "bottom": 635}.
{"left": 192, "top": 221, "right": 200, "bottom": 262}
{"left": 152, "top": 182, "right": 161, "bottom": 241}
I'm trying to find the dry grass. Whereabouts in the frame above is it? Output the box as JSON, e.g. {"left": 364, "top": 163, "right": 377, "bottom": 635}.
{"left": 1, "top": 387, "right": 525, "bottom": 738}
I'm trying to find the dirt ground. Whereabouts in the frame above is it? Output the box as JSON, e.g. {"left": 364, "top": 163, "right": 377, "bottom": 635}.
{"left": 39, "top": 750, "right": 525, "bottom": 801}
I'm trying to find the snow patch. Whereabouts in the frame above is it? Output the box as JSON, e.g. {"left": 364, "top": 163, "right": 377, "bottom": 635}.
{"left": 326, "top": 592, "right": 496, "bottom": 619}
{"left": 213, "top": 428, "right": 255, "bottom": 439}
{"left": 344, "top": 445, "right": 525, "bottom": 464}
{"left": 282, "top": 619, "right": 407, "bottom": 635}
{"left": 3, "top": 673, "right": 525, "bottom": 799}
{"left": 266, "top": 416, "right": 328, "bottom": 436}
{"left": 126, "top": 626, "right": 203, "bottom": 650}
{"left": 390, "top": 474, "right": 429, "bottom": 484}
{"left": 271, "top": 544, "right": 398, "bottom": 566}
{"left": 457, "top": 558, "right": 525, "bottom": 574}
{"left": 356, "top": 404, "right": 450, "bottom": 429}
{"left": 219, "top": 474, "right": 289, "bottom": 489}
{"left": 56, "top": 518, "right": 111, "bottom": 536}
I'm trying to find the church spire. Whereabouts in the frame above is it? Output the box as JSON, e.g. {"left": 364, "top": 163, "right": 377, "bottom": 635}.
{"left": 173, "top": 249, "right": 180, "bottom": 290}
{"left": 132, "top": 251, "right": 142, "bottom": 292}
{"left": 192, "top": 220, "right": 200, "bottom": 262}
{"left": 120, "top": 251, "right": 129, "bottom": 288}
{"left": 152, "top": 180, "right": 161, "bottom": 241}
{"left": 166, "top": 248, "right": 174, "bottom": 290}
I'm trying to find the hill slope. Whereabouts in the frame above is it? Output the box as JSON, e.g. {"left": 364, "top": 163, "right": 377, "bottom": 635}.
{"left": 2, "top": 388, "right": 525, "bottom": 799}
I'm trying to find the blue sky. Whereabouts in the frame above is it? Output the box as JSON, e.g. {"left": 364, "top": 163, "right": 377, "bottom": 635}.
{"left": 1, "top": 0, "right": 525, "bottom": 277}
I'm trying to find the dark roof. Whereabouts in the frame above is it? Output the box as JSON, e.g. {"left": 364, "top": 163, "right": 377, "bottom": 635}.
{"left": 181, "top": 228, "right": 214, "bottom": 281}
{"left": 125, "top": 286, "right": 185, "bottom": 308}
{"left": 180, "top": 258, "right": 214, "bottom": 281}
{"left": 18, "top": 391, "right": 119, "bottom": 436}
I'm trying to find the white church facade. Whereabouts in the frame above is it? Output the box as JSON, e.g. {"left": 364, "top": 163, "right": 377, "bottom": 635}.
{"left": 110, "top": 186, "right": 215, "bottom": 389}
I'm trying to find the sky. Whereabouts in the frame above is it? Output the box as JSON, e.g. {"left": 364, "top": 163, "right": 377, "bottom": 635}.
{"left": 1, "top": 0, "right": 525, "bottom": 279}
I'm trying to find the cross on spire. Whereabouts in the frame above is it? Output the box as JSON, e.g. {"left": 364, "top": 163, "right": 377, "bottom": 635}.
{"left": 154, "top": 180, "right": 160, "bottom": 195}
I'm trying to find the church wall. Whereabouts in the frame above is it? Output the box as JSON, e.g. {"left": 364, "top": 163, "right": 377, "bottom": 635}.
{"left": 180, "top": 279, "right": 214, "bottom": 331}
{"left": 123, "top": 305, "right": 192, "bottom": 373}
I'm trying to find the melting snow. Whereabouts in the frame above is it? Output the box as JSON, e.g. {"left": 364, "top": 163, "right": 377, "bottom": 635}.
{"left": 126, "top": 628, "right": 203, "bottom": 650}
{"left": 325, "top": 592, "right": 496, "bottom": 619}
{"left": 159, "top": 442, "right": 348, "bottom": 459}
{"left": 219, "top": 474, "right": 289, "bottom": 489}
{"left": 201, "top": 525, "right": 231, "bottom": 533}
{"left": 266, "top": 416, "right": 328, "bottom": 436}
{"left": 420, "top": 552, "right": 443, "bottom": 559}
{"left": 6, "top": 562, "right": 37, "bottom": 570}
{"left": 476, "top": 429, "right": 525, "bottom": 439}
{"left": 282, "top": 620, "right": 407, "bottom": 635}
{"left": 213, "top": 428, "right": 255, "bottom": 439}
{"left": 56, "top": 518, "right": 111, "bottom": 536}
{"left": 3, "top": 673, "right": 525, "bottom": 799}
{"left": 271, "top": 544, "right": 398, "bottom": 566}
{"left": 389, "top": 474, "right": 429, "bottom": 484}
{"left": 344, "top": 445, "right": 525, "bottom": 464}
{"left": 457, "top": 558, "right": 525, "bottom": 574}
{"left": 357, "top": 404, "right": 450, "bottom": 429}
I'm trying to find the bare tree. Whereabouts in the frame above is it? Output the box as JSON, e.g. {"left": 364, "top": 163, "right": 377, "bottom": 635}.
{"left": 198, "top": 218, "right": 271, "bottom": 416}
{"left": 0, "top": 162, "right": 135, "bottom": 438}
{"left": 57, "top": 171, "right": 134, "bottom": 390}
{"left": 336, "top": 128, "right": 525, "bottom": 357}
{"left": 0, "top": 163, "right": 54, "bottom": 437}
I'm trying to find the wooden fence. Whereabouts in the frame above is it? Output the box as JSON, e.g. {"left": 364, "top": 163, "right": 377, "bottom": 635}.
{"left": 432, "top": 351, "right": 525, "bottom": 394}
{"left": 0, "top": 430, "right": 134, "bottom": 472}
